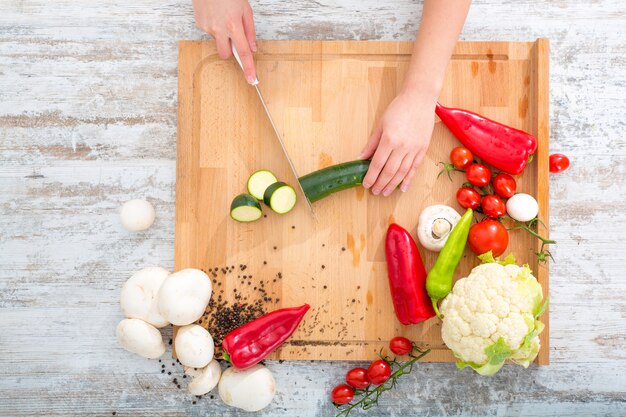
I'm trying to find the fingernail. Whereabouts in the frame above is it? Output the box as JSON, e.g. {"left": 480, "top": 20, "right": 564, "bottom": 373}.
{"left": 372, "top": 188, "right": 380, "bottom": 195}
{"left": 251, "top": 42, "right": 257, "bottom": 52}
{"left": 246, "top": 75, "right": 256, "bottom": 84}
{"left": 362, "top": 181, "right": 371, "bottom": 189}
{"left": 383, "top": 189, "right": 391, "bottom": 197}
{"left": 401, "top": 184, "right": 408, "bottom": 192}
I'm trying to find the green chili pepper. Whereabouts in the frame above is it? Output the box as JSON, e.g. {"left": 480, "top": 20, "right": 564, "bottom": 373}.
{"left": 426, "top": 208, "right": 473, "bottom": 318}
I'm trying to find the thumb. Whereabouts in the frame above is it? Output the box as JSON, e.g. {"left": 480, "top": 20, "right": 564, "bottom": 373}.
{"left": 359, "top": 124, "right": 382, "bottom": 159}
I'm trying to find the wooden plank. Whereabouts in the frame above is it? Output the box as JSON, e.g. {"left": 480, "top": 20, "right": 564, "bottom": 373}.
{"left": 533, "top": 38, "right": 551, "bottom": 365}
{"left": 175, "top": 40, "right": 550, "bottom": 362}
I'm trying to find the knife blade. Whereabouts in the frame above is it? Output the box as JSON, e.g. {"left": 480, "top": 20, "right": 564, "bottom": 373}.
{"left": 231, "top": 45, "right": 314, "bottom": 214}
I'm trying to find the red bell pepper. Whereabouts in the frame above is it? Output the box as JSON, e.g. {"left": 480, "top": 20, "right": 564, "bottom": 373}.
{"left": 222, "top": 304, "right": 309, "bottom": 369}
{"left": 435, "top": 103, "right": 537, "bottom": 175}
{"left": 385, "top": 224, "right": 435, "bottom": 325}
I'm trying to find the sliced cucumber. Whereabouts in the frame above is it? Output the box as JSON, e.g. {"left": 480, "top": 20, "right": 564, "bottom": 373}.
{"left": 247, "top": 170, "right": 278, "bottom": 200}
{"left": 230, "top": 193, "right": 263, "bottom": 222}
{"left": 298, "top": 160, "right": 371, "bottom": 203}
{"left": 263, "top": 182, "right": 297, "bottom": 214}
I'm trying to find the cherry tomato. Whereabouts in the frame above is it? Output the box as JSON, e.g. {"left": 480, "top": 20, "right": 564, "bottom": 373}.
{"left": 389, "top": 337, "right": 413, "bottom": 356}
{"left": 549, "top": 153, "right": 570, "bottom": 173}
{"left": 465, "top": 164, "right": 491, "bottom": 187}
{"left": 456, "top": 187, "right": 481, "bottom": 210}
{"left": 367, "top": 360, "right": 392, "bottom": 385}
{"left": 449, "top": 147, "right": 473, "bottom": 169}
{"left": 345, "top": 367, "right": 370, "bottom": 389}
{"left": 468, "top": 220, "right": 509, "bottom": 257}
{"left": 481, "top": 195, "right": 506, "bottom": 219}
{"left": 331, "top": 384, "right": 354, "bottom": 405}
{"left": 492, "top": 173, "right": 517, "bottom": 199}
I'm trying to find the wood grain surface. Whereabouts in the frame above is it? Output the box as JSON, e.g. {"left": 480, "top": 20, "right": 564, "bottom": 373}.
{"left": 1, "top": 1, "right": 625, "bottom": 416}
{"left": 176, "top": 40, "right": 550, "bottom": 363}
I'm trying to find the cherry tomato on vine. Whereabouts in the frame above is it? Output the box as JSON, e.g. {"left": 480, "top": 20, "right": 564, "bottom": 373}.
{"left": 456, "top": 187, "right": 481, "bottom": 210}
{"left": 481, "top": 195, "right": 506, "bottom": 219}
{"left": 331, "top": 384, "right": 354, "bottom": 405}
{"left": 389, "top": 336, "right": 413, "bottom": 356}
{"left": 549, "top": 153, "right": 570, "bottom": 173}
{"left": 468, "top": 220, "right": 509, "bottom": 257}
{"left": 449, "top": 147, "right": 473, "bottom": 169}
{"left": 367, "top": 360, "right": 392, "bottom": 385}
{"left": 345, "top": 367, "right": 370, "bottom": 389}
{"left": 492, "top": 173, "right": 517, "bottom": 199}
{"left": 465, "top": 164, "right": 492, "bottom": 187}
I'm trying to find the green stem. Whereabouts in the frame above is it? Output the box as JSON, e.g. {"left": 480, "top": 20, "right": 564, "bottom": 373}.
{"left": 509, "top": 223, "right": 556, "bottom": 246}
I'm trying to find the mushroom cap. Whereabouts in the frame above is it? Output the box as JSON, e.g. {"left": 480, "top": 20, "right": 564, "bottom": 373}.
{"left": 120, "top": 267, "right": 170, "bottom": 328}
{"left": 506, "top": 193, "right": 539, "bottom": 222}
{"left": 157, "top": 268, "right": 212, "bottom": 326}
{"left": 185, "top": 360, "right": 221, "bottom": 396}
{"left": 116, "top": 318, "right": 165, "bottom": 359}
{"left": 120, "top": 199, "right": 155, "bottom": 231}
{"left": 417, "top": 205, "right": 462, "bottom": 252}
{"left": 175, "top": 324, "right": 214, "bottom": 368}
{"left": 218, "top": 365, "right": 276, "bottom": 412}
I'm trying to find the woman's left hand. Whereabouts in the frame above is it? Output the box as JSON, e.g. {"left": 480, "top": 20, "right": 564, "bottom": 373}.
{"left": 360, "top": 91, "right": 437, "bottom": 196}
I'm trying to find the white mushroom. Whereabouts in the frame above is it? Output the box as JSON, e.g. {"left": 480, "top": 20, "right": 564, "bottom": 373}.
{"left": 506, "top": 193, "right": 539, "bottom": 222}
{"left": 417, "top": 205, "right": 462, "bottom": 251}
{"left": 116, "top": 318, "right": 165, "bottom": 359}
{"left": 218, "top": 364, "right": 276, "bottom": 412}
{"left": 157, "top": 268, "right": 212, "bottom": 325}
{"left": 120, "top": 199, "right": 155, "bottom": 231}
{"left": 120, "top": 267, "right": 170, "bottom": 328}
{"left": 175, "top": 324, "right": 214, "bottom": 368}
{"left": 184, "top": 360, "right": 222, "bottom": 395}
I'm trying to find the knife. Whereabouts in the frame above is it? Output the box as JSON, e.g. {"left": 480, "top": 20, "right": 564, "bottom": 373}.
{"left": 231, "top": 45, "right": 314, "bottom": 214}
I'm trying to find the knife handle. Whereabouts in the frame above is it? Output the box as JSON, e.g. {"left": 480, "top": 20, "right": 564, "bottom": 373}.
{"left": 231, "top": 44, "right": 259, "bottom": 85}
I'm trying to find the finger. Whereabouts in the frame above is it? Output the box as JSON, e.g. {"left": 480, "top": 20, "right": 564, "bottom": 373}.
{"left": 242, "top": 6, "right": 257, "bottom": 52}
{"left": 229, "top": 22, "right": 257, "bottom": 83}
{"left": 362, "top": 141, "right": 392, "bottom": 190}
{"left": 359, "top": 124, "right": 382, "bottom": 160}
{"left": 215, "top": 33, "right": 232, "bottom": 59}
{"left": 400, "top": 150, "right": 426, "bottom": 192}
{"left": 371, "top": 150, "right": 406, "bottom": 195}
{"left": 382, "top": 152, "right": 416, "bottom": 196}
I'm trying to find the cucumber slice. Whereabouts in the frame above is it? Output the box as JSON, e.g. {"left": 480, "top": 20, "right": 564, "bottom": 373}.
{"left": 247, "top": 170, "right": 278, "bottom": 200}
{"left": 263, "top": 182, "right": 297, "bottom": 214}
{"left": 230, "top": 193, "right": 263, "bottom": 222}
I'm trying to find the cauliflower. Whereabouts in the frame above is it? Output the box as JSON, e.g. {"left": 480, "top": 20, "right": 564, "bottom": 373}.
{"left": 440, "top": 253, "right": 547, "bottom": 376}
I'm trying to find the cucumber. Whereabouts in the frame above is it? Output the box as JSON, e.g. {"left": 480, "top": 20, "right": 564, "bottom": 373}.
{"left": 230, "top": 193, "right": 263, "bottom": 222}
{"left": 247, "top": 170, "right": 278, "bottom": 200}
{"left": 263, "top": 182, "right": 297, "bottom": 214}
{"left": 298, "top": 160, "right": 371, "bottom": 203}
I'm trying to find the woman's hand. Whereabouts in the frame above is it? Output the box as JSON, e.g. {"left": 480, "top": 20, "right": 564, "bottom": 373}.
{"left": 360, "top": 91, "right": 437, "bottom": 196}
{"left": 192, "top": 0, "right": 257, "bottom": 83}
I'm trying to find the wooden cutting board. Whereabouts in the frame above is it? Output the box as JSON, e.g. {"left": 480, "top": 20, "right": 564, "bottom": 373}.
{"left": 175, "top": 40, "right": 550, "bottom": 364}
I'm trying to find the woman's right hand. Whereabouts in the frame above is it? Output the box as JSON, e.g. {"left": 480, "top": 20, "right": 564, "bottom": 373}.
{"left": 192, "top": 0, "right": 257, "bottom": 84}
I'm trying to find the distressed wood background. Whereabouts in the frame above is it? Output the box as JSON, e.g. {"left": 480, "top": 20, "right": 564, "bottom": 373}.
{"left": 0, "top": 1, "right": 624, "bottom": 416}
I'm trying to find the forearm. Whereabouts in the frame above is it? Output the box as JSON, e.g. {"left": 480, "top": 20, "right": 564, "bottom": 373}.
{"left": 402, "top": 0, "right": 472, "bottom": 100}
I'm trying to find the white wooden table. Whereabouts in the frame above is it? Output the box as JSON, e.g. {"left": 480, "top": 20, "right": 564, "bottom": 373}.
{"left": 1, "top": 1, "right": 625, "bottom": 416}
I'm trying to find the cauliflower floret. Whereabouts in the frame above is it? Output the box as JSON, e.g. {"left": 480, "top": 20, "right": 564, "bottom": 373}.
{"left": 440, "top": 257, "right": 545, "bottom": 376}
{"left": 456, "top": 335, "right": 491, "bottom": 364}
